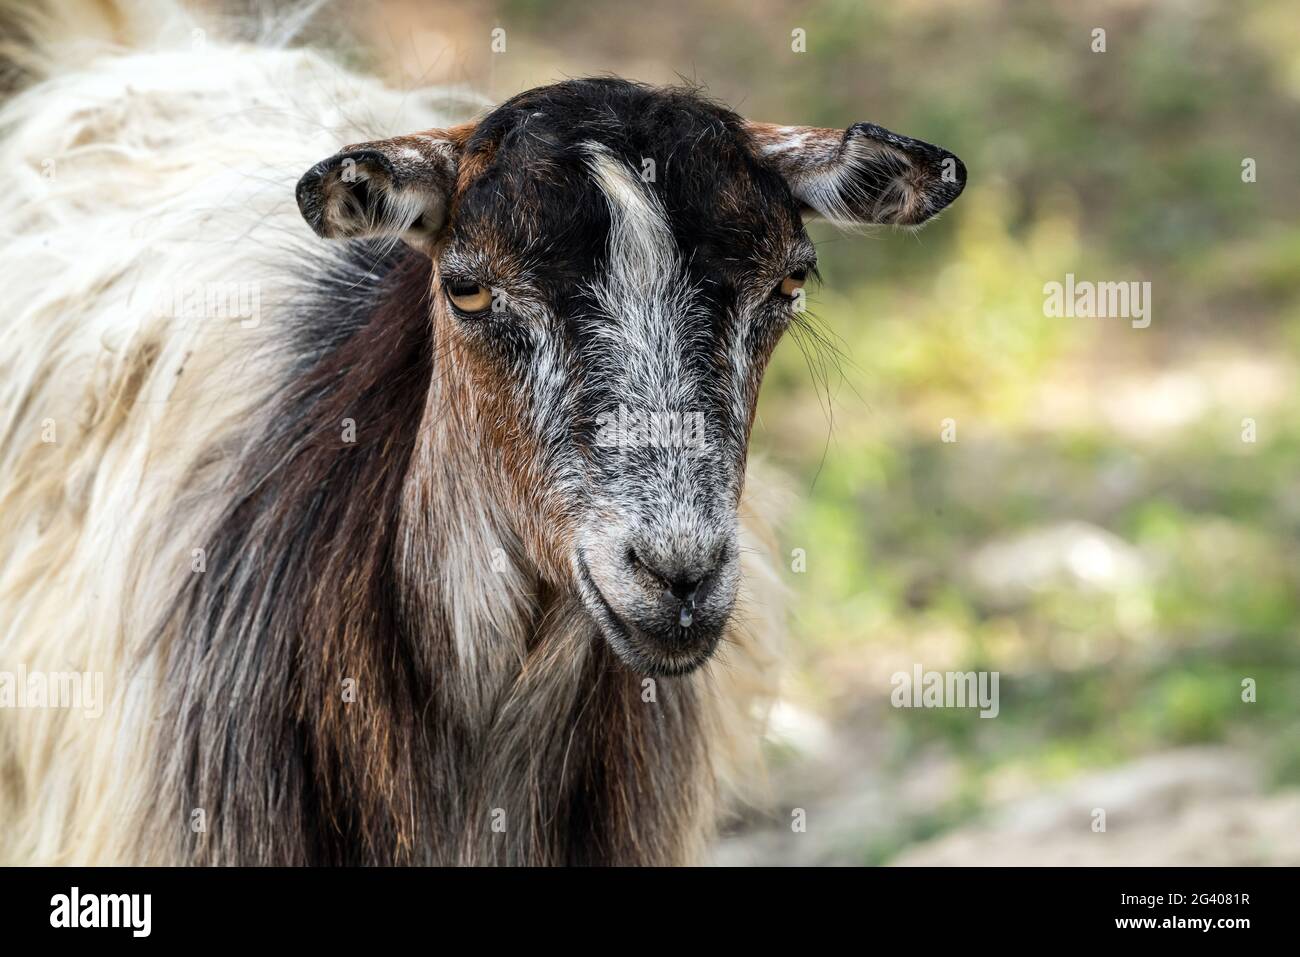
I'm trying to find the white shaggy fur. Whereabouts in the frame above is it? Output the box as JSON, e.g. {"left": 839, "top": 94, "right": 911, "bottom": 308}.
{"left": 0, "top": 1, "right": 782, "bottom": 864}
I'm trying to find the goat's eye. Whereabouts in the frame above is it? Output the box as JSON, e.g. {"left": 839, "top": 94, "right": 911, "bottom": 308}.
{"left": 778, "top": 269, "right": 807, "bottom": 299}
{"left": 447, "top": 281, "right": 492, "bottom": 314}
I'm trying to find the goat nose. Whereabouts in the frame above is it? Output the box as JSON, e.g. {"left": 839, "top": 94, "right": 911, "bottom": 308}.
{"left": 626, "top": 547, "right": 717, "bottom": 626}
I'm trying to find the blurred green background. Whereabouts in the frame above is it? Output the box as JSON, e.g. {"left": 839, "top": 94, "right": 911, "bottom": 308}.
{"left": 334, "top": 0, "right": 1300, "bottom": 863}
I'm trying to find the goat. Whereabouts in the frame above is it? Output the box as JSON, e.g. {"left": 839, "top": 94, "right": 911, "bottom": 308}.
{"left": 0, "top": 1, "right": 965, "bottom": 865}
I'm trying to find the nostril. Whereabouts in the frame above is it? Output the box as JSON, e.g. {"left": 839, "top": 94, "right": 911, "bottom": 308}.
{"left": 667, "top": 575, "right": 706, "bottom": 629}
{"left": 627, "top": 547, "right": 709, "bottom": 599}
{"left": 667, "top": 576, "right": 702, "bottom": 603}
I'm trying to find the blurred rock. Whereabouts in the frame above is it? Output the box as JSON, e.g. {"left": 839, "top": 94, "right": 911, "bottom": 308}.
{"left": 892, "top": 748, "right": 1300, "bottom": 866}
{"left": 967, "top": 520, "right": 1147, "bottom": 605}
{"left": 713, "top": 742, "right": 1300, "bottom": 866}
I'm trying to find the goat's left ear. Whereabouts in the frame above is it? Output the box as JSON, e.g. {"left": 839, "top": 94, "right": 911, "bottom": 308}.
{"left": 745, "top": 121, "right": 966, "bottom": 227}
{"left": 295, "top": 126, "right": 474, "bottom": 253}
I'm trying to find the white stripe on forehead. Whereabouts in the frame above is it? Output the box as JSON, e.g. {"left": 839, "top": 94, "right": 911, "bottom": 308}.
{"left": 583, "top": 142, "right": 677, "bottom": 292}
{"left": 581, "top": 142, "right": 700, "bottom": 417}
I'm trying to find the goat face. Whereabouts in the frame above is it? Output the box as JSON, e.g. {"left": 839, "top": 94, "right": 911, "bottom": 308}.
{"left": 296, "top": 78, "right": 965, "bottom": 676}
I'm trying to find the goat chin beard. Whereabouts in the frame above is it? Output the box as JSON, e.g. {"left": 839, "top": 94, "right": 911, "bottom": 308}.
{"left": 574, "top": 556, "right": 722, "bottom": 678}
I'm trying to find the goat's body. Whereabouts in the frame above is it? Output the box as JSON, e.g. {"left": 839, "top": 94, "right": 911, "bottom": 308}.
{"left": 0, "top": 4, "right": 781, "bottom": 864}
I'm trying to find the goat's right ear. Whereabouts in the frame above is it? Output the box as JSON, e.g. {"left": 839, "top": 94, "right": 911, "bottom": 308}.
{"left": 295, "top": 126, "right": 472, "bottom": 253}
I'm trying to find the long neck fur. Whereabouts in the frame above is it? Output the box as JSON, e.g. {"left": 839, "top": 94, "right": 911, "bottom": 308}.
{"left": 154, "top": 244, "right": 714, "bottom": 865}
